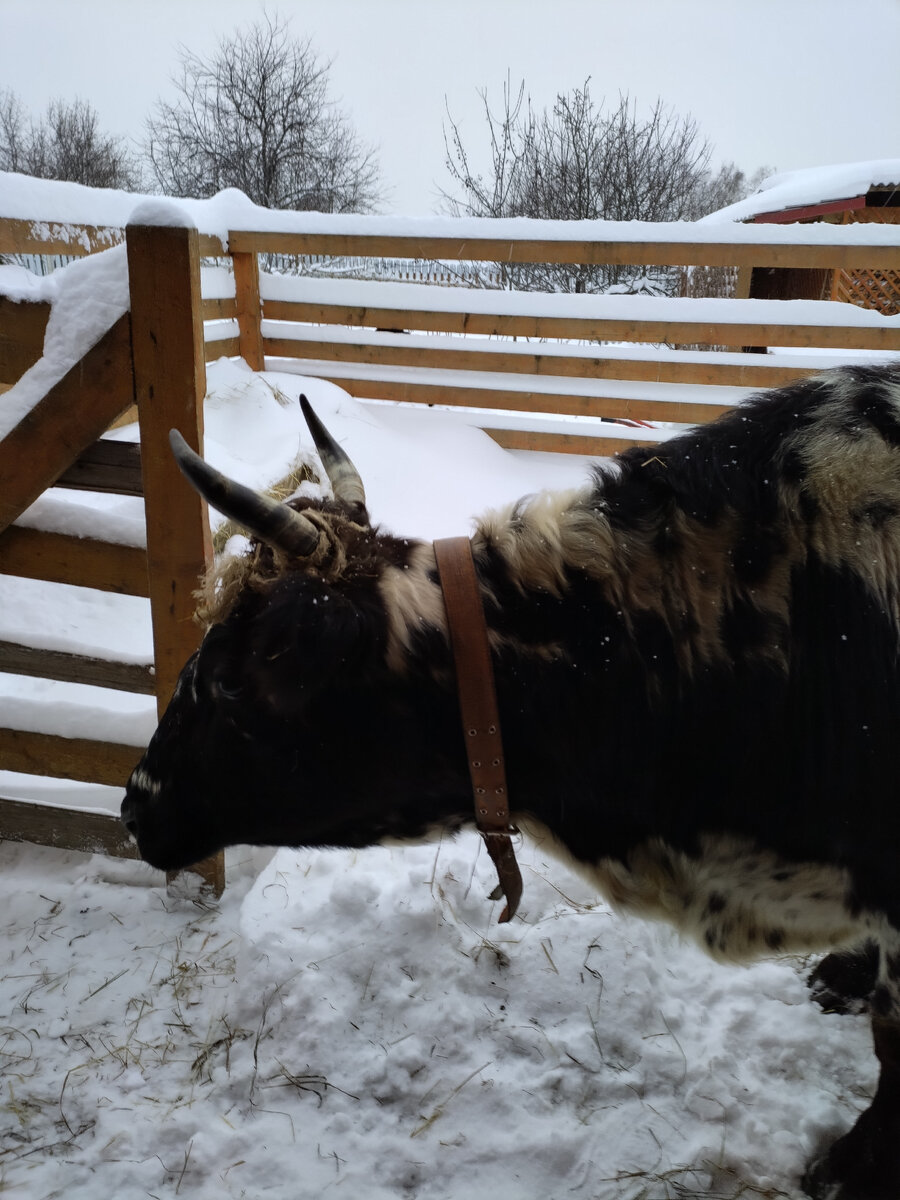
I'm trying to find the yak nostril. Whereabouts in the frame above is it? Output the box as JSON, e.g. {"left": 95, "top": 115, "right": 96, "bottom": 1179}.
{"left": 121, "top": 795, "right": 140, "bottom": 835}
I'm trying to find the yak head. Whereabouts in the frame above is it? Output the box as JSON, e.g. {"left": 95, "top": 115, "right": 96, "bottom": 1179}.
{"left": 121, "top": 398, "right": 466, "bottom": 872}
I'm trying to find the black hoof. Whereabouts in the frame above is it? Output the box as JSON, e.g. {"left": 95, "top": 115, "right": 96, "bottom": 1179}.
{"left": 808, "top": 942, "right": 878, "bottom": 1015}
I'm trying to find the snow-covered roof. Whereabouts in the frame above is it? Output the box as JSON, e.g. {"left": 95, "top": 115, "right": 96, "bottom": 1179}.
{"left": 702, "top": 159, "right": 900, "bottom": 224}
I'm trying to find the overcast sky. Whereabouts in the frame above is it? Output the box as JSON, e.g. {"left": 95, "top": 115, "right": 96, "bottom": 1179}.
{"left": 2, "top": 0, "right": 899, "bottom": 213}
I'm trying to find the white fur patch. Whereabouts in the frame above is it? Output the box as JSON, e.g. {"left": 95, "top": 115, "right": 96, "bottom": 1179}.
{"left": 518, "top": 818, "right": 873, "bottom": 963}
{"left": 129, "top": 766, "right": 162, "bottom": 799}
{"left": 377, "top": 542, "right": 447, "bottom": 672}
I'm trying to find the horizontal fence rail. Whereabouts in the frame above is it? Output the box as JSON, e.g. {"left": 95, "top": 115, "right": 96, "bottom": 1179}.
{"left": 0, "top": 640, "right": 155, "bottom": 692}
{"left": 223, "top": 228, "right": 900, "bottom": 271}
{"left": 0, "top": 795, "right": 139, "bottom": 858}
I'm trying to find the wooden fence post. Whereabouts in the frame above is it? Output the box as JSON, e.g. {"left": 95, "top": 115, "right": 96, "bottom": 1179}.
{"left": 126, "top": 221, "right": 224, "bottom": 896}
{"left": 232, "top": 250, "right": 265, "bottom": 371}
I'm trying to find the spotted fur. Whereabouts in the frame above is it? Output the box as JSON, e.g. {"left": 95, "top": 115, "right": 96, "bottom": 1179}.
{"left": 123, "top": 364, "right": 900, "bottom": 1198}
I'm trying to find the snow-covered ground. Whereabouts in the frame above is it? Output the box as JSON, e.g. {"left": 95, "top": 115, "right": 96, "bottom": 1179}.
{"left": 0, "top": 830, "right": 872, "bottom": 1200}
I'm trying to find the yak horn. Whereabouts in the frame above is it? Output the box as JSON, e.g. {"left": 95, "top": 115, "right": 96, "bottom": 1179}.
{"left": 169, "top": 430, "right": 321, "bottom": 557}
{"left": 300, "top": 395, "right": 366, "bottom": 508}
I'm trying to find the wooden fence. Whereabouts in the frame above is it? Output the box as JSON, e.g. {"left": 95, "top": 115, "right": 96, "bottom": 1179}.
{"left": 201, "top": 226, "right": 900, "bottom": 456}
{"left": 2, "top": 206, "right": 900, "bottom": 886}
{"left": 0, "top": 221, "right": 220, "bottom": 890}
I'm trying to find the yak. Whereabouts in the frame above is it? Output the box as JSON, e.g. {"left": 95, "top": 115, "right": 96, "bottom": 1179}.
{"left": 122, "top": 364, "right": 900, "bottom": 1198}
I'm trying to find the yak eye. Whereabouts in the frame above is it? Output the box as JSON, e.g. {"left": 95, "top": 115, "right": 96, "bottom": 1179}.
{"left": 211, "top": 675, "right": 243, "bottom": 702}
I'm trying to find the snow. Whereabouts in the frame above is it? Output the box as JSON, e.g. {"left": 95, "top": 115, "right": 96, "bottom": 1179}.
{"left": 702, "top": 158, "right": 900, "bottom": 223}
{"left": 260, "top": 270, "right": 900, "bottom": 328}
{"left": 0, "top": 243, "right": 130, "bottom": 439}
{"left": 0, "top": 834, "right": 871, "bottom": 1200}
{"left": 11, "top": 491, "right": 147, "bottom": 547}
{"left": 128, "top": 198, "right": 202, "bottom": 229}
{"left": 260, "top": 318, "right": 900, "bottom": 370}
{"left": 5, "top": 168, "right": 900, "bottom": 248}
{"left": 0, "top": 680, "right": 155, "bottom": 745}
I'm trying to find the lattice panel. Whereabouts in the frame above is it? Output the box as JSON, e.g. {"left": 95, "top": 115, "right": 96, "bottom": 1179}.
{"left": 833, "top": 267, "right": 900, "bottom": 315}
{"left": 832, "top": 208, "right": 900, "bottom": 315}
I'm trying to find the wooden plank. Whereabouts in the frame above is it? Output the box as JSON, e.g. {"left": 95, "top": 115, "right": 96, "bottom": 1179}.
{"left": 262, "top": 299, "right": 900, "bottom": 351}
{"left": 845, "top": 208, "right": 900, "bottom": 224}
{"left": 202, "top": 296, "right": 239, "bottom": 320}
{"left": 0, "top": 219, "right": 223, "bottom": 260}
{"left": 12, "top": 218, "right": 895, "bottom": 271}
{"left": 55, "top": 440, "right": 143, "bottom": 495}
{"left": 229, "top": 229, "right": 900, "bottom": 271}
{"left": 198, "top": 233, "right": 227, "bottom": 257}
{"left": 127, "top": 223, "right": 213, "bottom": 712}
{"left": 0, "top": 728, "right": 143, "bottom": 786}
{"left": 205, "top": 337, "right": 240, "bottom": 361}
{"left": 0, "top": 527, "right": 149, "bottom": 595}
{"left": 0, "top": 795, "right": 139, "bottom": 859}
{"left": 0, "top": 296, "right": 50, "bottom": 383}
{"left": 0, "top": 639, "right": 155, "bottom": 693}
{"left": 0, "top": 216, "right": 123, "bottom": 257}
{"left": 487, "top": 428, "right": 659, "bottom": 456}
{"left": 0, "top": 313, "right": 136, "bottom": 535}
{"left": 108, "top": 405, "right": 139, "bottom": 431}
{"left": 262, "top": 334, "right": 812, "bottom": 390}
{"left": 127, "top": 222, "right": 223, "bottom": 898}
{"left": 735, "top": 265, "right": 754, "bottom": 301}
{"left": 232, "top": 252, "right": 265, "bottom": 370}
{"left": 282, "top": 371, "right": 734, "bottom": 425}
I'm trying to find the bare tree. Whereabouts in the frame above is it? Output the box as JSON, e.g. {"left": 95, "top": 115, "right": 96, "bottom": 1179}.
{"left": 443, "top": 80, "right": 761, "bottom": 293}
{"left": 0, "top": 90, "right": 139, "bottom": 188}
{"left": 145, "top": 13, "right": 381, "bottom": 213}
{"left": 0, "top": 90, "right": 27, "bottom": 175}
{"left": 692, "top": 162, "right": 774, "bottom": 217}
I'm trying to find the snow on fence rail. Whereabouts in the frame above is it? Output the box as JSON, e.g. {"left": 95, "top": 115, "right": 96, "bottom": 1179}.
{"left": 2, "top": 196, "right": 900, "bottom": 883}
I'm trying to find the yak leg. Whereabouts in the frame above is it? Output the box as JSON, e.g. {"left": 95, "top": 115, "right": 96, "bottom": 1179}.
{"left": 803, "top": 936, "right": 900, "bottom": 1199}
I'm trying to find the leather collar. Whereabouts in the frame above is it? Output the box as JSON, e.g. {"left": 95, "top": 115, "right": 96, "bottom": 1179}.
{"left": 433, "top": 536, "right": 522, "bottom": 922}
